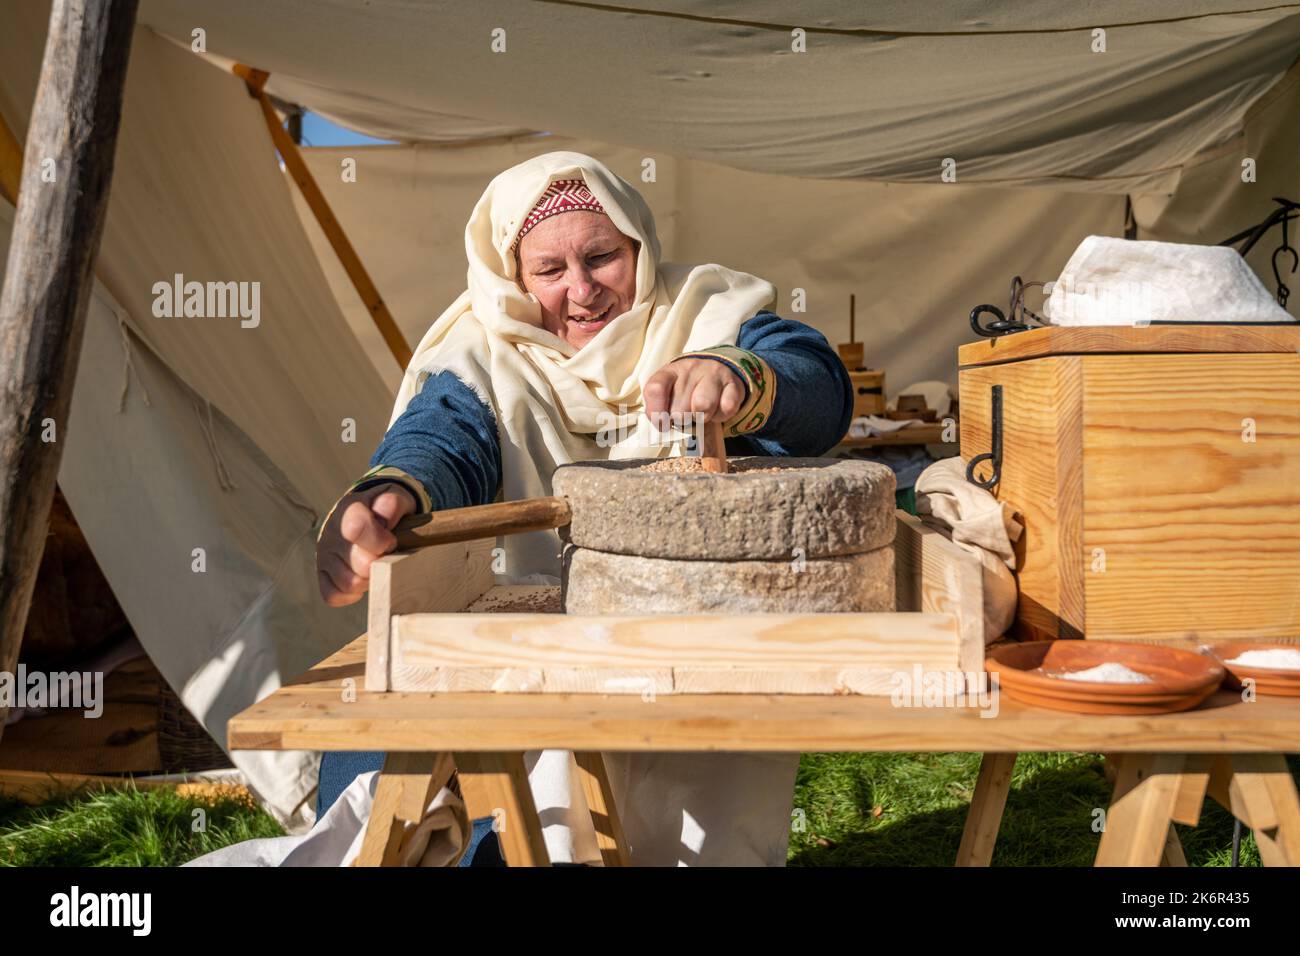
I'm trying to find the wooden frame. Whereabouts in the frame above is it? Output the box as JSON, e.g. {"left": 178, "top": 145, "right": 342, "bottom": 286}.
{"left": 388, "top": 610, "right": 962, "bottom": 694}
{"left": 368, "top": 511, "right": 991, "bottom": 696}
{"left": 365, "top": 537, "right": 495, "bottom": 692}
{"left": 893, "top": 510, "right": 987, "bottom": 673}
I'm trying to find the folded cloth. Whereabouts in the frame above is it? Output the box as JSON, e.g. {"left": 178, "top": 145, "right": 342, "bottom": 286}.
{"left": 184, "top": 770, "right": 469, "bottom": 867}
{"left": 914, "top": 457, "right": 1023, "bottom": 643}
{"left": 848, "top": 414, "right": 924, "bottom": 437}
{"left": 1044, "top": 235, "right": 1295, "bottom": 326}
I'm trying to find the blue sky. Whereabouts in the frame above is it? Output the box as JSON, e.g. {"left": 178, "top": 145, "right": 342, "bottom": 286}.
{"left": 300, "top": 111, "right": 393, "bottom": 147}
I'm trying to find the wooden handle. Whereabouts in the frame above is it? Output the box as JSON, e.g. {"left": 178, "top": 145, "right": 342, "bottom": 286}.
{"left": 700, "top": 418, "right": 728, "bottom": 474}
{"left": 393, "top": 497, "right": 572, "bottom": 551}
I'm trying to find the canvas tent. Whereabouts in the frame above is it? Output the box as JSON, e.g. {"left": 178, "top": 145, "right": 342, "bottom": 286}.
{"left": 2, "top": 0, "right": 1299, "bottom": 824}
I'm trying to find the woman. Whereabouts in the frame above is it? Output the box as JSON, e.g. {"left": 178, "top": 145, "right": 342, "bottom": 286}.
{"left": 315, "top": 151, "right": 852, "bottom": 865}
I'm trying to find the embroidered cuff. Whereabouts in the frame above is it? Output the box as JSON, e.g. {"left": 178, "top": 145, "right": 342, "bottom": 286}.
{"left": 678, "top": 345, "right": 777, "bottom": 437}
{"left": 316, "top": 466, "right": 432, "bottom": 543}
{"left": 350, "top": 465, "right": 433, "bottom": 513}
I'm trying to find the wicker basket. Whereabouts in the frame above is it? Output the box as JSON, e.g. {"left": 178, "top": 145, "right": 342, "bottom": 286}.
{"left": 157, "top": 682, "right": 232, "bottom": 774}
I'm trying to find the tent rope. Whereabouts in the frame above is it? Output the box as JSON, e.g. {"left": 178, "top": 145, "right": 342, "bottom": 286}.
{"left": 264, "top": 473, "right": 318, "bottom": 525}
{"left": 192, "top": 398, "right": 237, "bottom": 492}
{"left": 113, "top": 308, "right": 152, "bottom": 411}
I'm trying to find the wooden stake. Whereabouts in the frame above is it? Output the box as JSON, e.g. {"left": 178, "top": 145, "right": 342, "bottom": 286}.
{"left": 0, "top": 0, "right": 138, "bottom": 738}
{"left": 837, "top": 294, "right": 865, "bottom": 369}
{"left": 232, "top": 63, "right": 413, "bottom": 370}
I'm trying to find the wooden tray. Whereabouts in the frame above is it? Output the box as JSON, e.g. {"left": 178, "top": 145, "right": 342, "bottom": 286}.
{"left": 985, "top": 641, "right": 1224, "bottom": 715}
{"left": 1206, "top": 642, "right": 1300, "bottom": 697}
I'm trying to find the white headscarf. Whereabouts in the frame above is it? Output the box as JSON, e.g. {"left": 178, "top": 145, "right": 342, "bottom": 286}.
{"left": 391, "top": 151, "right": 777, "bottom": 580}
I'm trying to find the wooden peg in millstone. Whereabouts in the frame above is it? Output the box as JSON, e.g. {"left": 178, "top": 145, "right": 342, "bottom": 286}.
{"left": 698, "top": 418, "right": 729, "bottom": 473}
{"left": 682, "top": 415, "right": 727, "bottom": 473}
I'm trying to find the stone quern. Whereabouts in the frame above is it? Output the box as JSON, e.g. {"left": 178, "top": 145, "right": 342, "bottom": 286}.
{"left": 554, "top": 456, "right": 897, "bottom": 613}
{"left": 553, "top": 456, "right": 897, "bottom": 865}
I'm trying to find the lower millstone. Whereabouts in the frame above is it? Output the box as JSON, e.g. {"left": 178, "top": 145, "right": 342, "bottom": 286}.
{"left": 560, "top": 544, "right": 895, "bottom": 614}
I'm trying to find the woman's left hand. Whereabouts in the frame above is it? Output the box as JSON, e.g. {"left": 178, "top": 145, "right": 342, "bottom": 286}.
{"left": 643, "top": 357, "right": 745, "bottom": 426}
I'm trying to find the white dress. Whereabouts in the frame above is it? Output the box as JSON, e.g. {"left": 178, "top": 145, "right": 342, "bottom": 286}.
{"left": 525, "top": 749, "right": 801, "bottom": 866}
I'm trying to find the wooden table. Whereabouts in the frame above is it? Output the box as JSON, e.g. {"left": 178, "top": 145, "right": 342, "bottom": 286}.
{"left": 229, "top": 636, "right": 1300, "bottom": 867}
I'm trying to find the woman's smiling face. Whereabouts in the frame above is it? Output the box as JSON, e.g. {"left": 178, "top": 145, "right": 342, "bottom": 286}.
{"left": 515, "top": 210, "right": 638, "bottom": 350}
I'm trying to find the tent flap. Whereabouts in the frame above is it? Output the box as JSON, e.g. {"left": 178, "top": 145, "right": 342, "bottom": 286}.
{"left": 138, "top": 0, "right": 1300, "bottom": 192}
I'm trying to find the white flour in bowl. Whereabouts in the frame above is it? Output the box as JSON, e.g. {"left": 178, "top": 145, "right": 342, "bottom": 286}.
{"left": 1047, "top": 662, "right": 1154, "bottom": 684}
{"left": 1224, "top": 648, "right": 1300, "bottom": 671}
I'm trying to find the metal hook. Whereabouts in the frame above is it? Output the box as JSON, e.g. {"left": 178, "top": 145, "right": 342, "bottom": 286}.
{"left": 1272, "top": 244, "right": 1297, "bottom": 308}
{"left": 969, "top": 304, "right": 1027, "bottom": 338}
{"left": 965, "top": 385, "right": 1003, "bottom": 490}
{"left": 969, "top": 276, "right": 1048, "bottom": 337}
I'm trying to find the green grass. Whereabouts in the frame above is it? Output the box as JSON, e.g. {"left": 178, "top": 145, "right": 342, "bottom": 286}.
{"left": 2, "top": 754, "right": 1292, "bottom": 865}
{"left": 0, "top": 786, "right": 283, "bottom": 867}
{"left": 787, "top": 752, "right": 1292, "bottom": 866}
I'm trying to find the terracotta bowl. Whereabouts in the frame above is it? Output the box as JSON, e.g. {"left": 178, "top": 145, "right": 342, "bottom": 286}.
{"left": 985, "top": 641, "right": 1225, "bottom": 715}
{"left": 1205, "top": 642, "right": 1300, "bottom": 697}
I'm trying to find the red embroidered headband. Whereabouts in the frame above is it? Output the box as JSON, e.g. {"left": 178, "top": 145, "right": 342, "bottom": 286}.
{"left": 511, "top": 178, "right": 607, "bottom": 251}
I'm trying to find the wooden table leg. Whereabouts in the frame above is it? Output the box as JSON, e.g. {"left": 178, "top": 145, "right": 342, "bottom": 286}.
{"left": 1207, "top": 754, "right": 1300, "bottom": 866}
{"left": 1160, "top": 826, "right": 1188, "bottom": 866}
{"left": 956, "top": 752, "right": 1017, "bottom": 866}
{"left": 1107, "top": 753, "right": 1208, "bottom": 867}
{"left": 1096, "top": 753, "right": 1187, "bottom": 866}
{"left": 573, "top": 751, "right": 630, "bottom": 866}
{"left": 454, "top": 752, "right": 550, "bottom": 867}
{"left": 356, "top": 751, "right": 455, "bottom": 866}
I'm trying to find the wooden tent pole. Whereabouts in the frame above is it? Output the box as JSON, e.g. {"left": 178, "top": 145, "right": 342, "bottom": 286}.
{"left": 233, "top": 64, "right": 413, "bottom": 370}
{"left": 0, "top": 0, "right": 139, "bottom": 737}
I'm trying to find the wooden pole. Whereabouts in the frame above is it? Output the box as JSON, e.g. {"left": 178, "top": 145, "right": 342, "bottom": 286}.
{"left": 232, "top": 64, "right": 413, "bottom": 370}
{"left": 0, "top": 0, "right": 139, "bottom": 736}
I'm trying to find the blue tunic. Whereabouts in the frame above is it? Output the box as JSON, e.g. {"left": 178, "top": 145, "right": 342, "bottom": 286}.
{"left": 367, "top": 311, "right": 852, "bottom": 507}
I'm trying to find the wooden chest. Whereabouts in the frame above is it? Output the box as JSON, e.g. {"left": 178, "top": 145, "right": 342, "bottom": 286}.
{"left": 849, "top": 369, "right": 885, "bottom": 418}
{"left": 958, "top": 325, "right": 1300, "bottom": 643}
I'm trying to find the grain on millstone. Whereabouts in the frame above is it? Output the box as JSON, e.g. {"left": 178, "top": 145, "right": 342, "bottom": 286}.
{"left": 466, "top": 586, "right": 562, "bottom": 614}
{"left": 640, "top": 456, "right": 708, "bottom": 474}
{"left": 552, "top": 456, "right": 896, "bottom": 560}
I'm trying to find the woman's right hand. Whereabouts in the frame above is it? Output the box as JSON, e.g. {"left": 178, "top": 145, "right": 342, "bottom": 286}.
{"left": 316, "top": 482, "right": 417, "bottom": 607}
